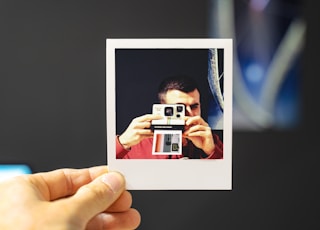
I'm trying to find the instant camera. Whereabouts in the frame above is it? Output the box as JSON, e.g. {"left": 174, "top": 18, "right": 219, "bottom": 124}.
{"left": 151, "top": 104, "right": 185, "bottom": 131}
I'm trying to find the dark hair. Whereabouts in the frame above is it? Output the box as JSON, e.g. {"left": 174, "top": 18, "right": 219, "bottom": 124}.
{"left": 157, "top": 75, "right": 200, "bottom": 103}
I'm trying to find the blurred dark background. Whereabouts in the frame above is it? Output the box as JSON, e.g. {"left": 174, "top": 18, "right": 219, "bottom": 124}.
{"left": 0, "top": 0, "right": 318, "bottom": 229}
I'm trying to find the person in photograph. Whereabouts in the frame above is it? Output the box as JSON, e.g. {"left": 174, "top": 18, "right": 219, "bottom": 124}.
{"left": 116, "top": 75, "right": 223, "bottom": 159}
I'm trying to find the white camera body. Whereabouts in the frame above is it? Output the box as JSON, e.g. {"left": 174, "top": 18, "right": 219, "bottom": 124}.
{"left": 151, "top": 104, "right": 185, "bottom": 131}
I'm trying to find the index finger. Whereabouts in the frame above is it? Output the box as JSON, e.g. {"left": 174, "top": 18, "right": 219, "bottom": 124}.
{"left": 137, "top": 114, "right": 163, "bottom": 122}
{"left": 185, "top": 115, "right": 208, "bottom": 126}
{"left": 27, "top": 166, "right": 109, "bottom": 201}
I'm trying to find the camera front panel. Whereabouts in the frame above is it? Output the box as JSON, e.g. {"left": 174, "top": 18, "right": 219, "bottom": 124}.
{"left": 151, "top": 104, "right": 185, "bottom": 130}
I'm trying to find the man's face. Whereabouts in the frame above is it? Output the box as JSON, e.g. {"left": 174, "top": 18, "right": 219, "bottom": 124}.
{"left": 163, "top": 89, "right": 201, "bottom": 117}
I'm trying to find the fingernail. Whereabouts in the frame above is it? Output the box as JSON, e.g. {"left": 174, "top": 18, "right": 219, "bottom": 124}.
{"left": 101, "top": 172, "right": 124, "bottom": 193}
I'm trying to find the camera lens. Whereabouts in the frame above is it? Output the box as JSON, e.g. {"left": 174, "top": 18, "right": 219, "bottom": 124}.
{"left": 177, "top": 105, "right": 183, "bottom": 112}
{"left": 164, "top": 107, "right": 174, "bottom": 116}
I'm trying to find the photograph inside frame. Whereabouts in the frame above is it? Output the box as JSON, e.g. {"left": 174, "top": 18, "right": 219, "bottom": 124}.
{"left": 115, "top": 48, "right": 224, "bottom": 160}
{"left": 106, "top": 38, "right": 232, "bottom": 190}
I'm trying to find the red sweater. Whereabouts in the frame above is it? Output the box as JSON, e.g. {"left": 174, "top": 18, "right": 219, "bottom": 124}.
{"left": 116, "top": 133, "right": 223, "bottom": 159}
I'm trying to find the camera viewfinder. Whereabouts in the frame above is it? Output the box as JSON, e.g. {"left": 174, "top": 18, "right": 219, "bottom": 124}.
{"left": 164, "top": 107, "right": 174, "bottom": 116}
{"left": 176, "top": 105, "right": 184, "bottom": 112}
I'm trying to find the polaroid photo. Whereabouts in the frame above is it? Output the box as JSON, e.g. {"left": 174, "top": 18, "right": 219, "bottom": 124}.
{"left": 106, "top": 38, "right": 233, "bottom": 190}
{"left": 152, "top": 130, "right": 182, "bottom": 155}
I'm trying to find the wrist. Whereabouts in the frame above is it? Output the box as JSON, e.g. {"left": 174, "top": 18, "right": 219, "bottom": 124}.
{"left": 204, "top": 144, "right": 215, "bottom": 156}
{"left": 117, "top": 135, "right": 131, "bottom": 150}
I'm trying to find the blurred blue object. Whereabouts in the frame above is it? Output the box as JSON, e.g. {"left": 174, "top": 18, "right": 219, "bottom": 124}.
{"left": 208, "top": 0, "right": 305, "bottom": 130}
{"left": 0, "top": 164, "right": 32, "bottom": 181}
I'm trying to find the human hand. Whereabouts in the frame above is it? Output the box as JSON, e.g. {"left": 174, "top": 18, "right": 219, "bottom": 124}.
{"left": 119, "top": 114, "right": 162, "bottom": 149}
{"left": 183, "top": 115, "right": 215, "bottom": 155}
{"left": 0, "top": 166, "right": 140, "bottom": 230}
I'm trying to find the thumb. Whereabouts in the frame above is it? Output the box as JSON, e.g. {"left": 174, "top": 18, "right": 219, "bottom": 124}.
{"left": 66, "top": 171, "right": 126, "bottom": 223}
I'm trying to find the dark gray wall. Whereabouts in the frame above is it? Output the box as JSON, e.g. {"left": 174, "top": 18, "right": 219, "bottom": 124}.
{"left": 0, "top": 1, "right": 318, "bottom": 229}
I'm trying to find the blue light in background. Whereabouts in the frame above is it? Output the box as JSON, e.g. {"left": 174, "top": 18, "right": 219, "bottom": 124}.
{"left": 0, "top": 164, "right": 32, "bottom": 181}
{"left": 245, "top": 62, "right": 264, "bottom": 84}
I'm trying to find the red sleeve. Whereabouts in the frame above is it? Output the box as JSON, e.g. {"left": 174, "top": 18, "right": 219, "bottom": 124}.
{"left": 205, "top": 133, "right": 223, "bottom": 159}
{"left": 116, "top": 136, "right": 130, "bottom": 159}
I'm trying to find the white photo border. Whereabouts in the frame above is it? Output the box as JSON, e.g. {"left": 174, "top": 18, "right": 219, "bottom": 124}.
{"left": 106, "top": 38, "right": 233, "bottom": 190}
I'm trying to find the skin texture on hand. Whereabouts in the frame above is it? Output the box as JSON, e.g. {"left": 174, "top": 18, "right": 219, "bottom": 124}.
{"left": 0, "top": 166, "right": 141, "bottom": 230}
{"left": 183, "top": 115, "right": 215, "bottom": 155}
{"left": 119, "top": 114, "right": 162, "bottom": 149}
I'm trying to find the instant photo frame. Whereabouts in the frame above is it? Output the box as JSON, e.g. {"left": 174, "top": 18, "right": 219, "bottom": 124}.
{"left": 106, "top": 38, "right": 232, "bottom": 190}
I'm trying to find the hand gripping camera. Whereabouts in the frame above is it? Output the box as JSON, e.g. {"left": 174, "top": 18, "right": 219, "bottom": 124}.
{"left": 151, "top": 104, "right": 185, "bottom": 131}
